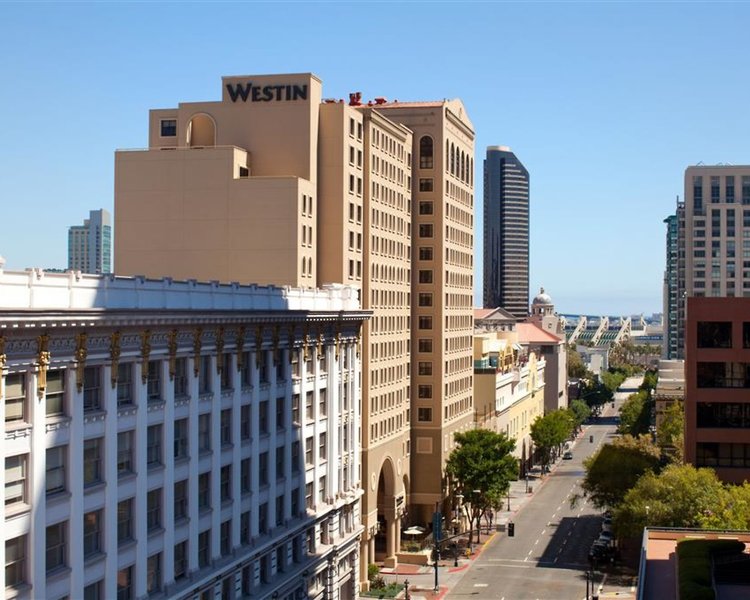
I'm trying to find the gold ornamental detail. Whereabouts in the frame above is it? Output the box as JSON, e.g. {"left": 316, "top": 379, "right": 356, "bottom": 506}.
{"left": 140, "top": 330, "right": 151, "bottom": 384}
{"left": 36, "top": 333, "right": 51, "bottom": 396}
{"left": 74, "top": 332, "right": 88, "bottom": 392}
{"left": 110, "top": 331, "right": 121, "bottom": 388}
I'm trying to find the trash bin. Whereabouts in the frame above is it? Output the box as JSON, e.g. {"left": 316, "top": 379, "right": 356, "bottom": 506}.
{"left": 528, "top": 486, "right": 533, "bottom": 494}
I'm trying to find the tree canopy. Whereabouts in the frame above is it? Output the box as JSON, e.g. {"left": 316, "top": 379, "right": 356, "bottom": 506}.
{"left": 567, "top": 346, "right": 589, "bottom": 379}
{"left": 614, "top": 464, "right": 750, "bottom": 538}
{"left": 656, "top": 401, "right": 684, "bottom": 462}
{"left": 568, "top": 399, "right": 591, "bottom": 432}
{"left": 618, "top": 390, "right": 651, "bottom": 436}
{"left": 581, "top": 434, "right": 660, "bottom": 509}
{"left": 446, "top": 429, "right": 518, "bottom": 542}
{"left": 530, "top": 410, "right": 574, "bottom": 468}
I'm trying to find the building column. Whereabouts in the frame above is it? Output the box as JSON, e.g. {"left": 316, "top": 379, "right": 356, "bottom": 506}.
{"left": 210, "top": 354, "right": 221, "bottom": 560}
{"left": 162, "top": 359, "right": 175, "bottom": 587}
{"left": 67, "top": 368, "right": 84, "bottom": 598}
{"left": 134, "top": 360, "right": 149, "bottom": 598}
{"left": 384, "top": 513, "right": 397, "bottom": 566}
{"left": 231, "top": 352, "right": 242, "bottom": 550}
{"left": 104, "top": 366, "right": 120, "bottom": 600}
{"left": 30, "top": 370, "right": 47, "bottom": 599}
{"left": 250, "top": 349, "right": 261, "bottom": 538}
{"left": 188, "top": 354, "right": 200, "bottom": 572}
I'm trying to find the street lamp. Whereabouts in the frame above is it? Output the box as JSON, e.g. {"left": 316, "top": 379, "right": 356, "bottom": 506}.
{"left": 404, "top": 578, "right": 410, "bottom": 600}
{"left": 473, "top": 489, "right": 482, "bottom": 544}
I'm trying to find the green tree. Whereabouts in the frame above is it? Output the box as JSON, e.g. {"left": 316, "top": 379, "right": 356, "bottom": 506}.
{"left": 601, "top": 370, "right": 626, "bottom": 394}
{"left": 657, "top": 401, "right": 684, "bottom": 462}
{"left": 613, "top": 464, "right": 750, "bottom": 539}
{"left": 581, "top": 434, "right": 660, "bottom": 509}
{"left": 618, "top": 389, "right": 651, "bottom": 436}
{"left": 568, "top": 399, "right": 591, "bottom": 433}
{"left": 530, "top": 410, "right": 574, "bottom": 470}
{"left": 445, "top": 429, "right": 518, "bottom": 544}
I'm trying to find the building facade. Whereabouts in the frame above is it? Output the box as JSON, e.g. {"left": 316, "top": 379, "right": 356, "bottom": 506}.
{"left": 684, "top": 296, "right": 750, "bottom": 484}
{"left": 68, "top": 209, "right": 111, "bottom": 274}
{"left": 663, "top": 200, "right": 685, "bottom": 359}
{"left": 0, "top": 269, "right": 368, "bottom": 600}
{"left": 114, "top": 73, "right": 476, "bottom": 583}
{"left": 678, "top": 166, "right": 750, "bottom": 358}
{"left": 483, "top": 146, "right": 529, "bottom": 317}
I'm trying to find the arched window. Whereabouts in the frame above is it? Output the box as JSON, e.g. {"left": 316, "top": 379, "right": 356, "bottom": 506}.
{"left": 419, "top": 136, "right": 434, "bottom": 169}
{"left": 186, "top": 113, "right": 216, "bottom": 147}
{"left": 450, "top": 143, "right": 455, "bottom": 175}
{"left": 446, "top": 140, "right": 450, "bottom": 171}
{"left": 460, "top": 151, "right": 465, "bottom": 182}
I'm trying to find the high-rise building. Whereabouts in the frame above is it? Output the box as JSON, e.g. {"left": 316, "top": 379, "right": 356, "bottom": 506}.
{"left": 0, "top": 268, "right": 368, "bottom": 600}
{"left": 114, "top": 73, "right": 476, "bottom": 583}
{"left": 677, "top": 165, "right": 750, "bottom": 357}
{"left": 483, "top": 146, "right": 529, "bottom": 317}
{"left": 67, "top": 209, "right": 112, "bottom": 274}
{"left": 662, "top": 200, "right": 684, "bottom": 359}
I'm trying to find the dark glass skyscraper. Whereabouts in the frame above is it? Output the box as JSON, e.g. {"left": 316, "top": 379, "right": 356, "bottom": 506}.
{"left": 483, "top": 146, "right": 529, "bottom": 316}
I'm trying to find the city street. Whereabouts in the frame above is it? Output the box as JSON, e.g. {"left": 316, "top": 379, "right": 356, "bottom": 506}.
{"left": 443, "top": 377, "right": 642, "bottom": 600}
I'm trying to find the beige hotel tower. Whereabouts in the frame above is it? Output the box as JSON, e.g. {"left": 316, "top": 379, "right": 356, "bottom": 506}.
{"left": 115, "top": 73, "right": 475, "bottom": 584}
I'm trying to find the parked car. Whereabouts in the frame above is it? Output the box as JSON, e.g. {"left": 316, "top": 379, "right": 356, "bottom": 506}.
{"left": 601, "top": 521, "right": 612, "bottom": 534}
{"left": 597, "top": 531, "right": 613, "bottom": 545}
{"left": 563, "top": 451, "right": 573, "bottom": 460}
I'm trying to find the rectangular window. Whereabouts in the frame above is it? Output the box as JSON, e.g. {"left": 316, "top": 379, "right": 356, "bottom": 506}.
{"left": 697, "top": 321, "right": 732, "bottom": 348}
{"left": 199, "top": 356, "right": 211, "bottom": 394}
{"left": 305, "top": 482, "right": 313, "bottom": 509}
{"left": 419, "top": 201, "right": 434, "bottom": 215}
{"left": 45, "top": 369, "right": 65, "bottom": 417}
{"left": 173, "top": 357, "right": 188, "bottom": 397}
{"left": 117, "top": 566, "right": 133, "bottom": 600}
{"left": 221, "top": 353, "right": 232, "bottom": 390}
{"left": 418, "top": 362, "right": 433, "bottom": 376}
{"left": 276, "top": 396, "right": 285, "bottom": 430}
{"left": 147, "top": 424, "right": 162, "bottom": 468}
{"left": 221, "top": 409, "right": 232, "bottom": 445}
{"left": 198, "top": 472, "right": 211, "bottom": 511}
{"left": 259, "top": 400, "right": 269, "bottom": 434}
{"left": 117, "top": 363, "right": 133, "bottom": 406}
{"left": 418, "top": 407, "right": 433, "bottom": 422}
{"left": 319, "top": 389, "right": 327, "bottom": 417}
{"left": 174, "top": 541, "right": 188, "bottom": 580}
{"left": 259, "top": 502, "right": 268, "bottom": 534}
{"left": 147, "top": 488, "right": 162, "bottom": 531}
{"left": 198, "top": 413, "right": 211, "bottom": 453}
{"left": 419, "top": 316, "right": 433, "bottom": 330}
{"left": 292, "top": 394, "right": 300, "bottom": 423}
{"left": 419, "top": 178, "right": 434, "bottom": 192}
{"left": 46, "top": 522, "right": 66, "bottom": 573}
{"left": 419, "top": 224, "right": 434, "bottom": 238}
{"left": 147, "top": 553, "right": 162, "bottom": 594}
{"left": 46, "top": 446, "right": 66, "bottom": 495}
{"left": 259, "top": 452, "right": 269, "bottom": 486}
{"left": 84, "top": 580, "right": 103, "bottom": 600}
{"left": 160, "top": 119, "right": 176, "bottom": 137}
{"left": 221, "top": 465, "right": 232, "bottom": 502}
{"left": 83, "top": 366, "right": 102, "bottom": 412}
{"left": 174, "top": 418, "right": 188, "bottom": 459}
{"left": 241, "top": 351, "right": 251, "bottom": 387}
{"left": 419, "top": 247, "right": 434, "bottom": 261}
{"left": 240, "top": 511, "right": 251, "bottom": 545}
{"left": 221, "top": 520, "right": 231, "bottom": 556}
{"left": 305, "top": 437, "right": 313, "bottom": 466}
{"left": 305, "top": 392, "right": 313, "bottom": 419}
{"left": 418, "top": 293, "right": 433, "bottom": 306}
{"left": 118, "top": 431, "right": 134, "bottom": 476}
{"left": 240, "top": 404, "right": 251, "bottom": 440}
{"left": 6, "top": 535, "right": 27, "bottom": 588}
{"left": 418, "top": 385, "right": 432, "bottom": 399}
{"left": 4, "top": 373, "right": 26, "bottom": 424}
{"left": 198, "top": 530, "right": 210, "bottom": 568}
{"left": 83, "top": 509, "right": 102, "bottom": 558}
{"left": 275, "top": 446, "right": 285, "bottom": 479}
{"left": 419, "top": 270, "right": 433, "bottom": 283}
{"left": 292, "top": 441, "right": 300, "bottom": 473}
{"left": 117, "top": 499, "right": 133, "bottom": 545}
{"left": 174, "top": 480, "right": 188, "bottom": 522}
{"left": 147, "top": 360, "right": 161, "bottom": 402}
{"left": 318, "top": 476, "right": 327, "bottom": 504}
{"left": 418, "top": 338, "right": 433, "bottom": 353}
{"left": 5, "top": 454, "right": 27, "bottom": 510}
{"left": 319, "top": 432, "right": 327, "bottom": 461}
{"left": 241, "top": 458, "right": 251, "bottom": 494}
{"left": 84, "top": 437, "right": 103, "bottom": 486}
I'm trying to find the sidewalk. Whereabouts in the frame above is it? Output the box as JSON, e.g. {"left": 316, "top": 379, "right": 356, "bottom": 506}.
{"left": 377, "top": 425, "right": 599, "bottom": 599}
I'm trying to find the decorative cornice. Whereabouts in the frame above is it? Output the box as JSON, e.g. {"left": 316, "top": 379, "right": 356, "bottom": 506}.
{"left": 74, "top": 332, "right": 88, "bottom": 392}
{"left": 36, "top": 332, "right": 51, "bottom": 396}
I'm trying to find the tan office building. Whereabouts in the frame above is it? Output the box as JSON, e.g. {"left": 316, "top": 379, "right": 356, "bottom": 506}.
{"left": 115, "top": 73, "right": 475, "bottom": 584}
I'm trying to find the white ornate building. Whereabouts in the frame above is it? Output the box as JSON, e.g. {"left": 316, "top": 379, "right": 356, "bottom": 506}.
{"left": 0, "top": 268, "right": 369, "bottom": 600}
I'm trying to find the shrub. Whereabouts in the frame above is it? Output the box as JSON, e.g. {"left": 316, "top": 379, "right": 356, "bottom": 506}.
{"left": 676, "top": 539, "right": 745, "bottom": 600}
{"left": 367, "top": 563, "right": 379, "bottom": 582}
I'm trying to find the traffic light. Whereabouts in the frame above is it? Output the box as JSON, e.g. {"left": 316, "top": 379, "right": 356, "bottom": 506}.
{"left": 508, "top": 522, "right": 515, "bottom": 537}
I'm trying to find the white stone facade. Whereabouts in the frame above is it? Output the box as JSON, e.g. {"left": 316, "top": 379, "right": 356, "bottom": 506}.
{"left": 0, "top": 270, "right": 368, "bottom": 600}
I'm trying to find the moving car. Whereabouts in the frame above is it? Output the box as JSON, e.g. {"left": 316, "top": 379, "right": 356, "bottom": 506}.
{"left": 563, "top": 450, "right": 573, "bottom": 460}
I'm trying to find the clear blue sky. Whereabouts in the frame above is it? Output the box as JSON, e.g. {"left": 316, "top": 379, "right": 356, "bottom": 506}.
{"left": 2, "top": 1, "right": 749, "bottom": 315}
